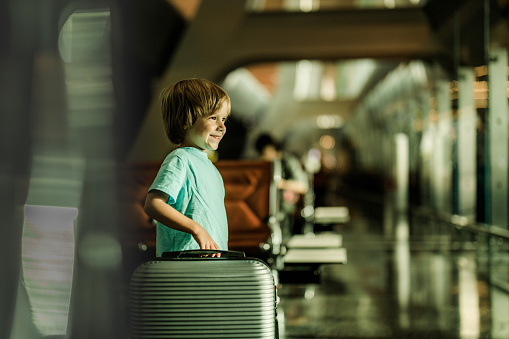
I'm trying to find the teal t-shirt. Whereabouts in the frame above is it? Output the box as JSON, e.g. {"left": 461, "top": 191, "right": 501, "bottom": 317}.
{"left": 148, "top": 147, "right": 228, "bottom": 255}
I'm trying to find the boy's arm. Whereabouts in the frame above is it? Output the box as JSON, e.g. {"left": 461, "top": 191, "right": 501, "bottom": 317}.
{"left": 144, "top": 190, "right": 220, "bottom": 251}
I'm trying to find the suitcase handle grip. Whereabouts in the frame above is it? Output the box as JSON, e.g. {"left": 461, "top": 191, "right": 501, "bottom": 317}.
{"left": 161, "top": 250, "right": 246, "bottom": 259}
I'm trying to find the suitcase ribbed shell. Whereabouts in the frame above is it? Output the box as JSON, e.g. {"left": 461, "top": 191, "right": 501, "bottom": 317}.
{"left": 130, "top": 258, "right": 276, "bottom": 338}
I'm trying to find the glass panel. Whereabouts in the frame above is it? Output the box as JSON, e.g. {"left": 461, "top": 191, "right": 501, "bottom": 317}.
{"left": 487, "top": 48, "right": 508, "bottom": 229}
{"left": 431, "top": 79, "right": 453, "bottom": 214}
{"left": 456, "top": 68, "right": 477, "bottom": 219}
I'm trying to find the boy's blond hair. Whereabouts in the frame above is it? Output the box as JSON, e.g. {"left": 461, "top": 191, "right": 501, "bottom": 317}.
{"left": 160, "top": 78, "right": 230, "bottom": 145}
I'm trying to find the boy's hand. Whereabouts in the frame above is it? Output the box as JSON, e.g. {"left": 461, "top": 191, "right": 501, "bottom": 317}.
{"left": 192, "top": 225, "right": 221, "bottom": 257}
{"left": 144, "top": 192, "right": 222, "bottom": 257}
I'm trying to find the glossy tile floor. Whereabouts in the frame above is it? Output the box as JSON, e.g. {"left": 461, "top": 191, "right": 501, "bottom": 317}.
{"left": 276, "top": 196, "right": 509, "bottom": 339}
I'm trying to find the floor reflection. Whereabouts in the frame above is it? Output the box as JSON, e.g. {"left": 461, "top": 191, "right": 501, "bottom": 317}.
{"left": 277, "top": 196, "right": 509, "bottom": 338}
{"left": 458, "top": 254, "right": 480, "bottom": 338}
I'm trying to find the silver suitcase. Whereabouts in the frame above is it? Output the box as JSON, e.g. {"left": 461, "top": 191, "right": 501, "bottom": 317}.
{"left": 130, "top": 250, "right": 278, "bottom": 338}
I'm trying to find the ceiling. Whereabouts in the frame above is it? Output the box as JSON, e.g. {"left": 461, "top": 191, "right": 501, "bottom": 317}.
{"left": 127, "top": 0, "right": 508, "bottom": 161}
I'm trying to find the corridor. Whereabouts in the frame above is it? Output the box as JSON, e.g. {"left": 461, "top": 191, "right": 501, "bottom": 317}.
{"left": 277, "top": 193, "right": 509, "bottom": 339}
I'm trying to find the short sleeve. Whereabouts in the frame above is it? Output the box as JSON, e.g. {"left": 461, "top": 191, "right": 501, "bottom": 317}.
{"left": 148, "top": 155, "right": 187, "bottom": 204}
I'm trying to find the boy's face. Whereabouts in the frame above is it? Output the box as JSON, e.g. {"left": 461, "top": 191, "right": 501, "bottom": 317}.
{"left": 181, "top": 101, "right": 230, "bottom": 152}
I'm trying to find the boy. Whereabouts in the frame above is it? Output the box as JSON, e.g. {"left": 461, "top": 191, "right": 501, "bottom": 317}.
{"left": 144, "top": 78, "right": 230, "bottom": 256}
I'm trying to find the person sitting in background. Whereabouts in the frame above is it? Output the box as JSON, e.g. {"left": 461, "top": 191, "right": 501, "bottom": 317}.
{"left": 255, "top": 133, "right": 309, "bottom": 236}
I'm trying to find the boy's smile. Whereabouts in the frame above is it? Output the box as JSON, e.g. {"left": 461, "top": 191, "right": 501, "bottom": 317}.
{"left": 181, "top": 101, "right": 230, "bottom": 151}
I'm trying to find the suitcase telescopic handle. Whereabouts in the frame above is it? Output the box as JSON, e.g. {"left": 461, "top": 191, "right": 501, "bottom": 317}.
{"left": 161, "top": 250, "right": 246, "bottom": 259}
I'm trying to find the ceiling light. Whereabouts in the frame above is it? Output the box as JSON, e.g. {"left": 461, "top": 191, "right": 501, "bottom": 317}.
{"left": 317, "top": 115, "right": 344, "bottom": 129}
{"left": 320, "top": 135, "right": 336, "bottom": 149}
{"left": 384, "top": 0, "right": 395, "bottom": 9}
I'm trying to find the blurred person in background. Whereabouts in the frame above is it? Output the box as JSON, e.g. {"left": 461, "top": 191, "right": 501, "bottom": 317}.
{"left": 255, "top": 133, "right": 309, "bottom": 237}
